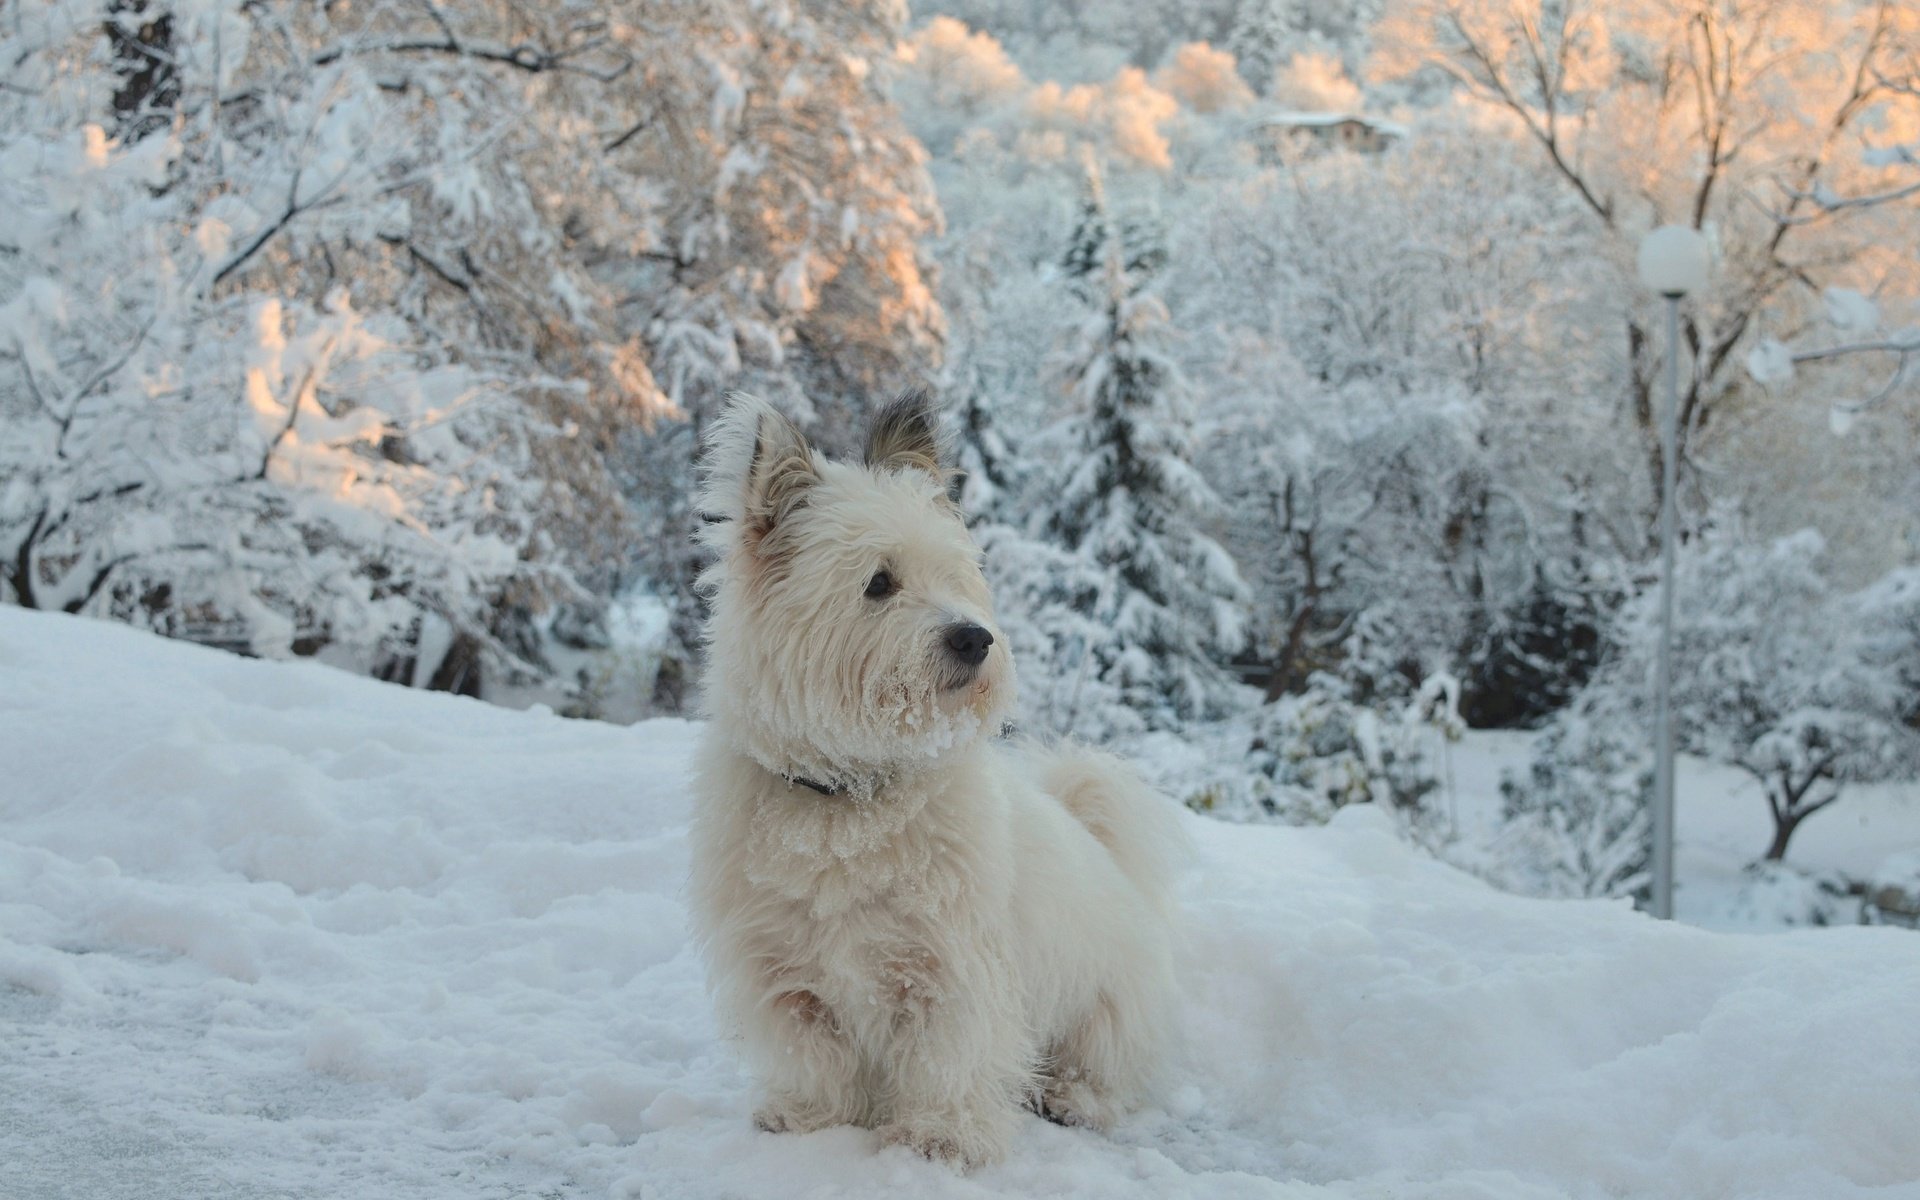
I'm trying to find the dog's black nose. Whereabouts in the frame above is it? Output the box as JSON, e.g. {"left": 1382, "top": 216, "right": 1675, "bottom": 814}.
{"left": 944, "top": 623, "right": 993, "bottom": 666}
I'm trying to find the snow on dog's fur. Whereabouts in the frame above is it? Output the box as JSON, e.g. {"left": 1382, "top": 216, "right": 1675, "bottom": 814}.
{"left": 688, "top": 393, "right": 1183, "bottom": 1170}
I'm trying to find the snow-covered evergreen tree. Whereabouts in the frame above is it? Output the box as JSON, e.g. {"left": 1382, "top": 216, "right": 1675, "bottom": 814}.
{"left": 932, "top": 193, "right": 1148, "bottom": 742}
{"left": 1038, "top": 162, "right": 1250, "bottom": 729}
{"left": 1461, "top": 566, "right": 1617, "bottom": 728}
{"left": 975, "top": 522, "right": 1147, "bottom": 742}
{"left": 1226, "top": 0, "right": 1300, "bottom": 95}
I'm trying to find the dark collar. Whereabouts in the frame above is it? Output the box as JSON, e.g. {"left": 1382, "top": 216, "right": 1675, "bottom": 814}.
{"left": 786, "top": 775, "right": 839, "bottom": 797}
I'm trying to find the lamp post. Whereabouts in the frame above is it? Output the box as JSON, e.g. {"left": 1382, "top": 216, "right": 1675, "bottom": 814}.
{"left": 1635, "top": 225, "right": 1711, "bottom": 921}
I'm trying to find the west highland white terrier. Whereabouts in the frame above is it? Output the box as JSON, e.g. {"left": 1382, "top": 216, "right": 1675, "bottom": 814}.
{"left": 688, "top": 392, "right": 1182, "bottom": 1170}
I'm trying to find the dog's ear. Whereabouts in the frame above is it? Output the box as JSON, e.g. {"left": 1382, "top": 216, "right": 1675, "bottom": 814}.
{"left": 743, "top": 404, "right": 818, "bottom": 540}
{"left": 864, "top": 390, "right": 945, "bottom": 480}
{"left": 697, "top": 394, "right": 819, "bottom": 556}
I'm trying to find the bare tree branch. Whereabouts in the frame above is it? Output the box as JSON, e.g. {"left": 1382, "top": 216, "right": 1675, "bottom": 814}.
{"left": 311, "top": 29, "right": 631, "bottom": 83}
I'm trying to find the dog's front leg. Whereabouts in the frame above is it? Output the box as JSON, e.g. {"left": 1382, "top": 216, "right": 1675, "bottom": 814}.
{"left": 746, "top": 986, "right": 866, "bottom": 1134}
{"left": 875, "top": 948, "right": 1026, "bottom": 1171}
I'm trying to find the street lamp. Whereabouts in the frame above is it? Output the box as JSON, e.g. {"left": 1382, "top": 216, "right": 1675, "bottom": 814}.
{"left": 1636, "top": 225, "right": 1710, "bottom": 921}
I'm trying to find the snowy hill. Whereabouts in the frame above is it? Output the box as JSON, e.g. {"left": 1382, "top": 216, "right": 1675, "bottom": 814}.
{"left": 3, "top": 608, "right": 1917, "bottom": 1200}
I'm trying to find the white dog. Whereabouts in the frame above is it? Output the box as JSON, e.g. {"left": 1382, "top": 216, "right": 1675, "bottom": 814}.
{"left": 688, "top": 393, "right": 1181, "bottom": 1170}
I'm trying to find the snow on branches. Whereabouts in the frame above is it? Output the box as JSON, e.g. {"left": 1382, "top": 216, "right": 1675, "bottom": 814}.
{"left": 1036, "top": 166, "right": 1251, "bottom": 730}
{"left": 1, "top": 0, "right": 947, "bottom": 698}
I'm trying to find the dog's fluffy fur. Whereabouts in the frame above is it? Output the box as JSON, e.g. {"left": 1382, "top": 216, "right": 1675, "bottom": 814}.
{"left": 688, "top": 393, "right": 1181, "bottom": 1170}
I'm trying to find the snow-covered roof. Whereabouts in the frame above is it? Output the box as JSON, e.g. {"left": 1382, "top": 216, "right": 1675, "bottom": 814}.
{"left": 1251, "top": 110, "right": 1410, "bottom": 139}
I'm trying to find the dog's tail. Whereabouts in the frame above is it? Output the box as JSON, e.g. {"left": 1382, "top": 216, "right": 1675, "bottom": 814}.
{"left": 1034, "top": 743, "right": 1188, "bottom": 915}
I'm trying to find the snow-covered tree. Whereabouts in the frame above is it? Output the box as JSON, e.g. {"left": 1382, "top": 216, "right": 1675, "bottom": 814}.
{"left": 975, "top": 522, "right": 1146, "bottom": 742}
{"left": 895, "top": 16, "right": 1030, "bottom": 156}
{"left": 1174, "top": 133, "right": 1630, "bottom": 722}
{"left": 1200, "top": 376, "right": 1493, "bottom": 704}
{"left": 1, "top": 0, "right": 948, "bottom": 704}
{"left": 0, "top": 0, "right": 653, "bottom": 693}
{"left": 1037, "top": 165, "right": 1250, "bottom": 729}
{"left": 1373, "top": 0, "right": 1920, "bottom": 530}
{"left": 1459, "top": 566, "right": 1617, "bottom": 728}
{"left": 1228, "top": 0, "right": 1302, "bottom": 95}
{"left": 1154, "top": 43, "right": 1257, "bottom": 114}
{"left": 608, "top": 0, "right": 948, "bottom": 659}
{"left": 1742, "top": 39, "right": 1920, "bottom": 430}
{"left": 926, "top": 162, "right": 1149, "bottom": 742}
{"left": 1590, "top": 527, "right": 1920, "bottom": 863}
{"left": 1023, "top": 68, "right": 1184, "bottom": 173}
{"left": 1268, "top": 51, "right": 1365, "bottom": 112}
{"left": 1852, "top": 567, "right": 1920, "bottom": 732}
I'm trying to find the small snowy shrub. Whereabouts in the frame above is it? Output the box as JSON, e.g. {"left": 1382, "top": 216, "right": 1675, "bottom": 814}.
{"left": 1719, "top": 861, "right": 1857, "bottom": 930}
{"left": 1494, "top": 712, "right": 1652, "bottom": 902}
{"left": 1864, "top": 852, "right": 1920, "bottom": 929}
{"left": 1194, "top": 673, "right": 1455, "bottom": 844}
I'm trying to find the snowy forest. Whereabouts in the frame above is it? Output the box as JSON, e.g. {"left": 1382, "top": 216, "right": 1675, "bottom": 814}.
{"left": 4, "top": 0, "right": 1919, "bottom": 927}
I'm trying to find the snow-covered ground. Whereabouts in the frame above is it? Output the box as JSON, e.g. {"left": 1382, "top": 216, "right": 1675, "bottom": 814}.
{"left": 4, "top": 608, "right": 1918, "bottom": 1199}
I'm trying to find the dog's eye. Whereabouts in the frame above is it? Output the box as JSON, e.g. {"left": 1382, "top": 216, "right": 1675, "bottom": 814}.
{"left": 865, "top": 569, "right": 895, "bottom": 599}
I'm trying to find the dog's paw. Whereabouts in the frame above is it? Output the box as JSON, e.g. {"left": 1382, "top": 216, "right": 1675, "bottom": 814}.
{"left": 878, "top": 1115, "right": 1006, "bottom": 1172}
{"left": 753, "top": 1098, "right": 841, "bottom": 1136}
{"left": 881, "top": 1124, "right": 964, "bottom": 1166}
{"left": 1036, "top": 1078, "right": 1119, "bottom": 1132}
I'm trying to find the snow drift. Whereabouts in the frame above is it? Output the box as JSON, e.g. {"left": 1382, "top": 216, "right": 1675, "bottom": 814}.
{"left": 1, "top": 607, "right": 1915, "bottom": 1199}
